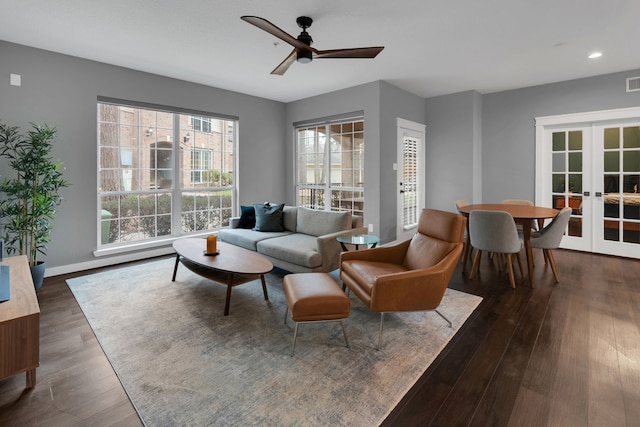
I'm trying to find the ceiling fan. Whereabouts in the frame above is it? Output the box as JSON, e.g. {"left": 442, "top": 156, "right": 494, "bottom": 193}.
{"left": 241, "top": 15, "right": 384, "bottom": 75}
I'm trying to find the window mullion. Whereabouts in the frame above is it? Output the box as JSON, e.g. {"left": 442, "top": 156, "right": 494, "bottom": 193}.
{"left": 171, "top": 113, "right": 182, "bottom": 237}
{"left": 324, "top": 124, "right": 332, "bottom": 209}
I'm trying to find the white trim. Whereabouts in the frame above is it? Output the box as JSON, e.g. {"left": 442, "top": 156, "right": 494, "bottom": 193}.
{"left": 396, "top": 118, "right": 426, "bottom": 241}
{"left": 45, "top": 246, "right": 175, "bottom": 277}
{"left": 536, "top": 106, "right": 640, "bottom": 127}
{"left": 535, "top": 107, "right": 640, "bottom": 258}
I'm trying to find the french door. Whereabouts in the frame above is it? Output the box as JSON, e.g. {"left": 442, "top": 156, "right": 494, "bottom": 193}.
{"left": 536, "top": 107, "right": 640, "bottom": 258}
{"left": 396, "top": 118, "right": 425, "bottom": 241}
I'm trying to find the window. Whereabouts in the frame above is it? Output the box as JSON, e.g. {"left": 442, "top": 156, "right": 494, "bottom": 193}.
{"left": 98, "top": 101, "right": 236, "bottom": 247}
{"left": 191, "top": 149, "right": 213, "bottom": 184}
{"left": 190, "top": 116, "right": 213, "bottom": 133}
{"left": 296, "top": 118, "right": 364, "bottom": 217}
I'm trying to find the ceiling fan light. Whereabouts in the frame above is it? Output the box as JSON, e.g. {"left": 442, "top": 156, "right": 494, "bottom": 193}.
{"left": 297, "top": 50, "right": 312, "bottom": 64}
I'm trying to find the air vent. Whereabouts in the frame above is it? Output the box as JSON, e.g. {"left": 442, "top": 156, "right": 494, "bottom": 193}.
{"left": 627, "top": 76, "right": 640, "bottom": 92}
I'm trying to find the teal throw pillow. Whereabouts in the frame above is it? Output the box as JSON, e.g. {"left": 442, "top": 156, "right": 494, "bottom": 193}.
{"left": 253, "top": 203, "right": 285, "bottom": 232}
{"left": 238, "top": 205, "right": 256, "bottom": 229}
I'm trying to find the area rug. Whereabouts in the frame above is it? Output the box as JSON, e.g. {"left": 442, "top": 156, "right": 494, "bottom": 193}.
{"left": 67, "top": 257, "right": 482, "bottom": 426}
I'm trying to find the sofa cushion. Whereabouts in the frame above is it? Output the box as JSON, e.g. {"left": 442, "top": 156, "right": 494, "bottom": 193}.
{"left": 257, "top": 234, "right": 323, "bottom": 269}
{"left": 282, "top": 206, "right": 298, "bottom": 232}
{"left": 296, "top": 207, "right": 352, "bottom": 237}
{"left": 237, "top": 205, "right": 256, "bottom": 229}
{"left": 253, "top": 203, "right": 285, "bottom": 232}
{"left": 218, "top": 228, "right": 291, "bottom": 251}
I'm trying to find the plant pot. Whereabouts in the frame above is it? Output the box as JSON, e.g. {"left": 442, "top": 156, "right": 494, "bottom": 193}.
{"left": 30, "top": 261, "right": 46, "bottom": 290}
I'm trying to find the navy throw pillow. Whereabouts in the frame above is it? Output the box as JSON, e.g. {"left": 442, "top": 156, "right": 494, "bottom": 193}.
{"left": 253, "top": 203, "right": 285, "bottom": 232}
{"left": 237, "top": 205, "right": 256, "bottom": 229}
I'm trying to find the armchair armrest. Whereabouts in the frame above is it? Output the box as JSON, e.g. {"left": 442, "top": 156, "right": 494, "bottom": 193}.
{"left": 340, "top": 239, "right": 411, "bottom": 266}
{"left": 316, "top": 227, "right": 368, "bottom": 272}
{"left": 229, "top": 217, "right": 240, "bottom": 229}
{"left": 370, "top": 244, "right": 463, "bottom": 312}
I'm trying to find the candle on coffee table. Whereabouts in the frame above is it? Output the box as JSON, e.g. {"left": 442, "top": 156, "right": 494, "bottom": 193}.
{"left": 207, "top": 235, "right": 217, "bottom": 254}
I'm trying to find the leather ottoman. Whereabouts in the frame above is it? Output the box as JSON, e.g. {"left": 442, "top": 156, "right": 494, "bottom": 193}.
{"left": 283, "top": 272, "right": 350, "bottom": 356}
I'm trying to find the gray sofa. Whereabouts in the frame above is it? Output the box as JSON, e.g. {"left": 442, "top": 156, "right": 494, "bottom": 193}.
{"left": 218, "top": 206, "right": 366, "bottom": 273}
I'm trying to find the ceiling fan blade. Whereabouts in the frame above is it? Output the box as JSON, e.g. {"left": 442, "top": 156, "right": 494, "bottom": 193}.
{"left": 271, "top": 49, "right": 297, "bottom": 75}
{"left": 241, "top": 16, "right": 314, "bottom": 52}
{"left": 314, "top": 46, "right": 384, "bottom": 59}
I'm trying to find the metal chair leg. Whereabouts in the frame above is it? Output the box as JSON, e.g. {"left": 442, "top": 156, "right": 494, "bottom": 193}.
{"left": 435, "top": 309, "right": 453, "bottom": 328}
{"left": 340, "top": 321, "right": 350, "bottom": 349}
{"left": 291, "top": 322, "right": 299, "bottom": 356}
{"left": 377, "top": 313, "right": 385, "bottom": 351}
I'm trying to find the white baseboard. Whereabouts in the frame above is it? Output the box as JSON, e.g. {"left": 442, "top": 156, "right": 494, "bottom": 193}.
{"left": 44, "top": 246, "right": 175, "bottom": 277}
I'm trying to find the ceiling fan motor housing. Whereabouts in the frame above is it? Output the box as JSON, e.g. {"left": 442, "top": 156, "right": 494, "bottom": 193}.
{"left": 296, "top": 17, "right": 313, "bottom": 63}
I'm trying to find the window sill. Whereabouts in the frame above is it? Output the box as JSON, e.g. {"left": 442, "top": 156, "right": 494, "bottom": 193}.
{"left": 93, "top": 232, "right": 214, "bottom": 257}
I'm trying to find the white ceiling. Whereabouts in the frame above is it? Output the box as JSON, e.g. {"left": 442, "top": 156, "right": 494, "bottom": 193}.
{"left": 2, "top": 0, "right": 640, "bottom": 103}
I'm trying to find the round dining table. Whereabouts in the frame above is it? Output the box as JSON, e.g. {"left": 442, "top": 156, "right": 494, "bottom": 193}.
{"left": 457, "top": 204, "right": 559, "bottom": 287}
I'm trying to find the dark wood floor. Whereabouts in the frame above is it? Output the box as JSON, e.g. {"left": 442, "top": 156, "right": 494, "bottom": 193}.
{"left": 1, "top": 250, "right": 639, "bottom": 426}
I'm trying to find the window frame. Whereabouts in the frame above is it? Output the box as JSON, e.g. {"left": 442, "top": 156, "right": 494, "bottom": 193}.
{"left": 294, "top": 114, "right": 365, "bottom": 217}
{"left": 96, "top": 98, "right": 237, "bottom": 253}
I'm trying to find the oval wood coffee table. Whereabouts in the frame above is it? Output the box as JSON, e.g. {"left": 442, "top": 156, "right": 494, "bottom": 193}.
{"left": 172, "top": 238, "right": 273, "bottom": 316}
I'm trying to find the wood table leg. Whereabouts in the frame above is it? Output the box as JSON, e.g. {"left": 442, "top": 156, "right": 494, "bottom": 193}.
{"left": 224, "top": 272, "right": 234, "bottom": 316}
{"left": 462, "top": 219, "right": 471, "bottom": 273}
{"left": 172, "top": 253, "right": 180, "bottom": 281}
{"left": 521, "top": 219, "right": 535, "bottom": 288}
{"left": 260, "top": 274, "right": 269, "bottom": 300}
{"left": 26, "top": 368, "right": 36, "bottom": 388}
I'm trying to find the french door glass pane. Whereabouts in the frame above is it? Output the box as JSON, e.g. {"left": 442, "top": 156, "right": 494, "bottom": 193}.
{"left": 623, "top": 126, "right": 640, "bottom": 148}
{"left": 604, "top": 152, "right": 619, "bottom": 172}
{"left": 551, "top": 131, "right": 582, "bottom": 237}
{"left": 602, "top": 126, "right": 640, "bottom": 244}
{"left": 604, "top": 128, "right": 619, "bottom": 149}
{"left": 552, "top": 132, "right": 565, "bottom": 150}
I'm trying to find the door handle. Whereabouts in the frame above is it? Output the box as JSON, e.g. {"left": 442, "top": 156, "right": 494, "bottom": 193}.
{"left": 595, "top": 192, "right": 602, "bottom": 197}
{"left": 583, "top": 191, "right": 590, "bottom": 197}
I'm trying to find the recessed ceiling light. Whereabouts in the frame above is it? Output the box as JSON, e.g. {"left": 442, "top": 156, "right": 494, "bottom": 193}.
{"left": 588, "top": 52, "right": 603, "bottom": 59}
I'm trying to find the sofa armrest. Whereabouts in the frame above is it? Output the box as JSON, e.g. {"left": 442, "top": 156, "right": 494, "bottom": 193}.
{"left": 228, "top": 217, "right": 241, "bottom": 229}
{"left": 316, "top": 226, "right": 368, "bottom": 272}
{"left": 370, "top": 244, "right": 463, "bottom": 312}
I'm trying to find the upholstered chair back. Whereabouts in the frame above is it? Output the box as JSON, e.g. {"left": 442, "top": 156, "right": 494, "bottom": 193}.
{"left": 469, "top": 210, "right": 522, "bottom": 254}
{"left": 402, "top": 208, "right": 466, "bottom": 270}
{"left": 530, "top": 207, "right": 572, "bottom": 249}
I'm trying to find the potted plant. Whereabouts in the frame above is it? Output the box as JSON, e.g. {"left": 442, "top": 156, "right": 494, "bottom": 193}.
{"left": 0, "top": 121, "right": 70, "bottom": 289}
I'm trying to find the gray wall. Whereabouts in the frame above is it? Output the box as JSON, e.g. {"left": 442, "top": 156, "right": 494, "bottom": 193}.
{"left": 0, "top": 41, "right": 286, "bottom": 274}
{"left": 424, "top": 90, "right": 482, "bottom": 212}
{"left": 379, "top": 81, "right": 427, "bottom": 242}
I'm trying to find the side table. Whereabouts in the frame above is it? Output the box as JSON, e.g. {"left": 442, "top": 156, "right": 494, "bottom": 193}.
{"left": 336, "top": 234, "right": 380, "bottom": 251}
{"left": 0, "top": 255, "right": 40, "bottom": 388}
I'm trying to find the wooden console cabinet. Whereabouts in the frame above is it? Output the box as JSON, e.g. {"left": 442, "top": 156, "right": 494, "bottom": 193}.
{"left": 0, "top": 255, "right": 40, "bottom": 388}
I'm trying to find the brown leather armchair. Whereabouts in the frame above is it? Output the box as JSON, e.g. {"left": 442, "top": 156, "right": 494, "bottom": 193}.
{"left": 340, "top": 208, "right": 466, "bottom": 349}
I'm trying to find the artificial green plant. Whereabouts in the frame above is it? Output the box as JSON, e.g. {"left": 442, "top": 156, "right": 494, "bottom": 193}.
{"left": 0, "top": 121, "right": 69, "bottom": 266}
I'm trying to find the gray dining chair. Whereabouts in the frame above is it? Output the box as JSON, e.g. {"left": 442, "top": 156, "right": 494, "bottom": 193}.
{"left": 529, "top": 207, "right": 572, "bottom": 283}
{"left": 469, "top": 210, "right": 524, "bottom": 288}
{"left": 502, "top": 199, "right": 537, "bottom": 231}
